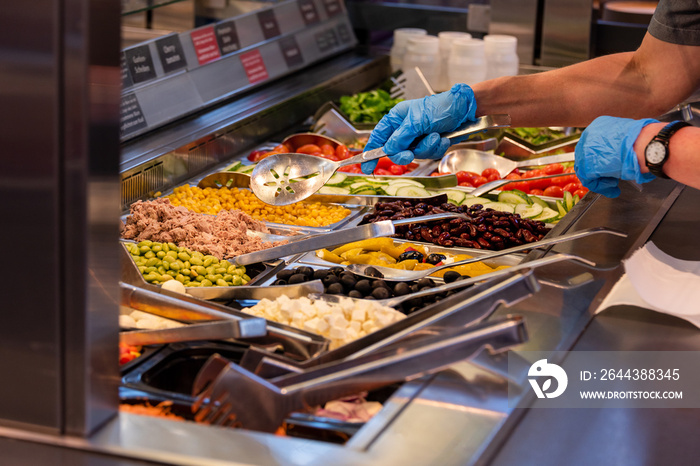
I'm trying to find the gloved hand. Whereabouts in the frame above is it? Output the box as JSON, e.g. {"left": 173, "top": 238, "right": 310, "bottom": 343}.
{"left": 574, "top": 116, "right": 658, "bottom": 198}
{"left": 361, "top": 83, "right": 477, "bottom": 174}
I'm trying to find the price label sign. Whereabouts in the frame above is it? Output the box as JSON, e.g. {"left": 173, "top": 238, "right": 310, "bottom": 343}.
{"left": 215, "top": 20, "right": 241, "bottom": 56}
{"left": 120, "top": 92, "right": 148, "bottom": 137}
{"left": 279, "top": 36, "right": 304, "bottom": 68}
{"left": 298, "top": 0, "right": 320, "bottom": 25}
{"left": 337, "top": 23, "right": 352, "bottom": 43}
{"left": 322, "top": 0, "right": 342, "bottom": 17}
{"left": 124, "top": 45, "right": 157, "bottom": 84}
{"left": 191, "top": 27, "right": 221, "bottom": 65}
{"left": 240, "top": 49, "right": 269, "bottom": 84}
{"left": 257, "top": 9, "right": 281, "bottom": 40}
{"left": 121, "top": 53, "right": 133, "bottom": 89}
{"left": 315, "top": 28, "right": 339, "bottom": 53}
{"left": 155, "top": 34, "right": 187, "bottom": 74}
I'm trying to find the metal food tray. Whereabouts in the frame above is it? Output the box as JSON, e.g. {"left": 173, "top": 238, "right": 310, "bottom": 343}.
{"left": 497, "top": 126, "right": 582, "bottom": 160}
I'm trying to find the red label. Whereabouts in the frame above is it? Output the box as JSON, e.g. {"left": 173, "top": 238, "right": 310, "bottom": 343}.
{"left": 191, "top": 27, "right": 221, "bottom": 65}
{"left": 240, "top": 50, "right": 268, "bottom": 84}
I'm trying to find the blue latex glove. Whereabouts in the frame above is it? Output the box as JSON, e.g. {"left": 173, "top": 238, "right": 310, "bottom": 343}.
{"left": 574, "top": 116, "right": 658, "bottom": 198}
{"left": 361, "top": 84, "right": 477, "bottom": 174}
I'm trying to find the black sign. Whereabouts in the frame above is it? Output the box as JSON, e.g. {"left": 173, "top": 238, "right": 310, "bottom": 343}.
{"left": 156, "top": 34, "right": 187, "bottom": 74}
{"left": 315, "top": 28, "right": 339, "bottom": 53}
{"left": 322, "top": 0, "right": 342, "bottom": 17}
{"left": 337, "top": 23, "right": 352, "bottom": 43}
{"left": 257, "top": 10, "right": 281, "bottom": 40}
{"left": 120, "top": 92, "right": 148, "bottom": 137}
{"left": 298, "top": 0, "right": 320, "bottom": 25}
{"left": 279, "top": 36, "right": 304, "bottom": 68}
{"left": 121, "top": 52, "right": 133, "bottom": 89}
{"left": 124, "top": 45, "right": 157, "bottom": 84}
{"left": 215, "top": 20, "right": 241, "bottom": 55}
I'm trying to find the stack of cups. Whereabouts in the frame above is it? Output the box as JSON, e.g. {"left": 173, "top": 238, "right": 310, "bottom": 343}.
{"left": 403, "top": 35, "right": 441, "bottom": 92}
{"left": 436, "top": 31, "right": 472, "bottom": 92}
{"left": 483, "top": 34, "right": 519, "bottom": 80}
{"left": 447, "top": 38, "right": 486, "bottom": 88}
{"left": 390, "top": 28, "right": 427, "bottom": 72}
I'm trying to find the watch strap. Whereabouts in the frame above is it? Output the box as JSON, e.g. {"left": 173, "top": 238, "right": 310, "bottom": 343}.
{"left": 645, "top": 120, "right": 690, "bottom": 179}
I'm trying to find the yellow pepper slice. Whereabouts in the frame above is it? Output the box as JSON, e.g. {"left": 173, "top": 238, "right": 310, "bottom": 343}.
{"left": 316, "top": 249, "right": 344, "bottom": 264}
{"left": 331, "top": 238, "right": 395, "bottom": 256}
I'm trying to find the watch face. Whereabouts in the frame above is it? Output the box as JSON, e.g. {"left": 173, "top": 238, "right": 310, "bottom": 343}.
{"left": 646, "top": 141, "right": 666, "bottom": 164}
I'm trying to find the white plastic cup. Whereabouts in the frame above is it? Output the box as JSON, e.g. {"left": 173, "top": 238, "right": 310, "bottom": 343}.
{"left": 483, "top": 34, "right": 519, "bottom": 80}
{"left": 436, "top": 31, "right": 472, "bottom": 91}
{"left": 403, "top": 35, "right": 441, "bottom": 92}
{"left": 448, "top": 38, "right": 486, "bottom": 87}
{"left": 390, "top": 28, "right": 427, "bottom": 72}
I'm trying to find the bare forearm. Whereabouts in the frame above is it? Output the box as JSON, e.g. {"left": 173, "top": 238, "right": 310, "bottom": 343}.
{"left": 633, "top": 124, "right": 700, "bottom": 190}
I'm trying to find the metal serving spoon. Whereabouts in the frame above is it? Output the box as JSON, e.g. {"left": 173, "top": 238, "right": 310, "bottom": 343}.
{"left": 439, "top": 148, "right": 575, "bottom": 178}
{"left": 250, "top": 114, "right": 512, "bottom": 206}
{"left": 346, "top": 226, "right": 627, "bottom": 281}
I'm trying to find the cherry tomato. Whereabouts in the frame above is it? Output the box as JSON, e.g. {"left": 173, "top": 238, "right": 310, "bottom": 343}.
{"left": 529, "top": 188, "right": 545, "bottom": 196}
{"left": 472, "top": 175, "right": 488, "bottom": 187}
{"left": 563, "top": 182, "right": 582, "bottom": 194}
{"left": 543, "top": 185, "right": 564, "bottom": 197}
{"left": 486, "top": 172, "right": 500, "bottom": 182}
{"left": 456, "top": 171, "right": 480, "bottom": 185}
{"left": 408, "top": 162, "right": 419, "bottom": 170}
{"left": 521, "top": 169, "right": 548, "bottom": 190}
{"left": 296, "top": 144, "right": 322, "bottom": 155}
{"left": 501, "top": 172, "right": 524, "bottom": 191}
{"left": 335, "top": 144, "right": 350, "bottom": 160}
{"left": 376, "top": 157, "right": 394, "bottom": 170}
{"left": 574, "top": 187, "right": 589, "bottom": 198}
{"left": 339, "top": 165, "right": 362, "bottom": 173}
{"left": 542, "top": 163, "right": 565, "bottom": 175}
{"left": 481, "top": 168, "right": 500, "bottom": 179}
{"left": 375, "top": 168, "right": 392, "bottom": 176}
{"left": 324, "top": 154, "right": 340, "bottom": 162}
{"left": 389, "top": 164, "right": 405, "bottom": 175}
{"left": 459, "top": 181, "right": 474, "bottom": 187}
{"left": 247, "top": 150, "right": 268, "bottom": 162}
{"left": 321, "top": 144, "right": 336, "bottom": 157}
{"left": 431, "top": 171, "right": 442, "bottom": 176}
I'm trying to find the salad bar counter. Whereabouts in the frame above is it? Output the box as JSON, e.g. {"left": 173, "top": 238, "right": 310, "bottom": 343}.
{"left": 89, "top": 51, "right": 688, "bottom": 465}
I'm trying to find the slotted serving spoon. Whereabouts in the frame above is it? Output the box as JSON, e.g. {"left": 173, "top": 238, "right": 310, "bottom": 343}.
{"left": 439, "top": 148, "right": 576, "bottom": 178}
{"left": 346, "top": 226, "right": 627, "bottom": 281}
{"left": 250, "top": 114, "right": 512, "bottom": 206}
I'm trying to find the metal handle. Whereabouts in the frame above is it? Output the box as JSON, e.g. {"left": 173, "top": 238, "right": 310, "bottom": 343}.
{"left": 515, "top": 152, "right": 575, "bottom": 168}
{"left": 119, "top": 320, "right": 266, "bottom": 346}
{"left": 470, "top": 172, "right": 570, "bottom": 197}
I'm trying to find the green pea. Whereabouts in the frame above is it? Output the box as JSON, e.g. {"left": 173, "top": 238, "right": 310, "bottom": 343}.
{"left": 227, "top": 265, "right": 237, "bottom": 274}
{"left": 242, "top": 274, "right": 251, "bottom": 282}
{"left": 168, "top": 242, "right": 178, "bottom": 251}
{"left": 133, "top": 256, "right": 146, "bottom": 266}
{"left": 203, "top": 257, "right": 214, "bottom": 267}
{"left": 195, "top": 275, "right": 205, "bottom": 282}
{"left": 205, "top": 274, "right": 216, "bottom": 282}
{"left": 169, "top": 261, "right": 181, "bottom": 271}
{"left": 165, "top": 250, "right": 178, "bottom": 260}
{"left": 214, "top": 267, "right": 227, "bottom": 274}
{"left": 187, "top": 281, "right": 199, "bottom": 287}
{"left": 183, "top": 261, "right": 191, "bottom": 269}
{"left": 162, "top": 243, "right": 170, "bottom": 252}
{"left": 161, "top": 274, "right": 173, "bottom": 282}
{"left": 193, "top": 266, "right": 206, "bottom": 275}
{"left": 139, "top": 245, "right": 151, "bottom": 254}
{"left": 145, "top": 251, "right": 157, "bottom": 259}
{"left": 223, "top": 274, "right": 233, "bottom": 282}
{"left": 166, "top": 270, "right": 177, "bottom": 277}
{"left": 162, "top": 261, "right": 170, "bottom": 270}
{"left": 176, "top": 274, "right": 186, "bottom": 283}
{"left": 138, "top": 266, "right": 147, "bottom": 273}
{"left": 201, "top": 279, "right": 213, "bottom": 287}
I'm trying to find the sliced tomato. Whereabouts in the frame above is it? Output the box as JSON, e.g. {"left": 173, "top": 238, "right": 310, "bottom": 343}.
{"left": 459, "top": 181, "right": 474, "bottom": 187}
{"left": 456, "top": 171, "right": 480, "bottom": 184}
{"left": 247, "top": 150, "right": 268, "bottom": 162}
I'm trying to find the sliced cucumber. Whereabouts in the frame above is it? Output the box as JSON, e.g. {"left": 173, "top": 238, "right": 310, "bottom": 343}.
{"left": 318, "top": 186, "right": 351, "bottom": 195}
{"left": 353, "top": 188, "right": 377, "bottom": 195}
{"left": 240, "top": 165, "right": 255, "bottom": 174}
{"left": 534, "top": 207, "right": 560, "bottom": 223}
{"left": 563, "top": 191, "right": 574, "bottom": 211}
{"left": 388, "top": 179, "right": 424, "bottom": 187}
{"left": 395, "top": 186, "right": 432, "bottom": 197}
{"left": 530, "top": 196, "right": 549, "bottom": 208}
{"left": 350, "top": 185, "right": 377, "bottom": 194}
{"left": 462, "top": 197, "right": 493, "bottom": 207}
{"left": 573, "top": 194, "right": 580, "bottom": 205}
{"left": 327, "top": 173, "right": 347, "bottom": 185}
{"left": 515, "top": 202, "right": 544, "bottom": 219}
{"left": 384, "top": 182, "right": 421, "bottom": 196}
{"left": 555, "top": 200, "right": 568, "bottom": 217}
{"left": 498, "top": 190, "right": 531, "bottom": 205}
{"left": 484, "top": 202, "right": 516, "bottom": 213}
{"left": 226, "top": 161, "right": 242, "bottom": 172}
{"left": 441, "top": 189, "right": 467, "bottom": 205}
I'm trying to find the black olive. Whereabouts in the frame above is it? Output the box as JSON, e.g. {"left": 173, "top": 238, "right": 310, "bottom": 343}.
{"left": 273, "top": 279, "right": 287, "bottom": 286}
{"left": 288, "top": 273, "right": 308, "bottom": 284}
{"left": 417, "top": 277, "right": 435, "bottom": 288}
{"left": 398, "top": 250, "right": 425, "bottom": 262}
{"left": 277, "top": 269, "right": 295, "bottom": 281}
{"left": 322, "top": 274, "right": 339, "bottom": 286}
{"left": 296, "top": 266, "right": 314, "bottom": 277}
{"left": 354, "top": 279, "right": 372, "bottom": 295}
{"left": 330, "top": 266, "right": 344, "bottom": 276}
{"left": 340, "top": 274, "right": 357, "bottom": 289}
{"left": 443, "top": 271, "right": 462, "bottom": 283}
{"left": 364, "top": 266, "right": 384, "bottom": 278}
{"left": 425, "top": 253, "right": 447, "bottom": 265}
{"left": 327, "top": 283, "right": 344, "bottom": 294}
{"left": 371, "top": 287, "right": 391, "bottom": 299}
{"left": 372, "top": 279, "right": 390, "bottom": 289}
{"left": 410, "top": 284, "right": 421, "bottom": 293}
{"left": 403, "top": 297, "right": 423, "bottom": 309}
{"left": 364, "top": 295, "right": 376, "bottom": 300}
{"left": 313, "top": 269, "right": 329, "bottom": 280}
{"left": 393, "top": 282, "right": 410, "bottom": 296}
{"left": 348, "top": 290, "right": 363, "bottom": 299}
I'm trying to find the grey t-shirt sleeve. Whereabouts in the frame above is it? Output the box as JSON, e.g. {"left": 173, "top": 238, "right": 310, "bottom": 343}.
{"left": 648, "top": 0, "right": 700, "bottom": 45}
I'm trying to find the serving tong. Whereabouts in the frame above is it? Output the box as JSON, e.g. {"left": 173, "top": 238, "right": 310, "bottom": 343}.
{"left": 192, "top": 315, "right": 527, "bottom": 433}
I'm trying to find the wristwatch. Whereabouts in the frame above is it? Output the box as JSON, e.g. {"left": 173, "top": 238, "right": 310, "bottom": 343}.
{"left": 644, "top": 120, "right": 690, "bottom": 179}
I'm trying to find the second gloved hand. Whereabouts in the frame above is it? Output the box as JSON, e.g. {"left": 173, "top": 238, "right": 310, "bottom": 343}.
{"left": 574, "top": 116, "right": 658, "bottom": 198}
{"left": 360, "top": 84, "right": 477, "bottom": 174}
